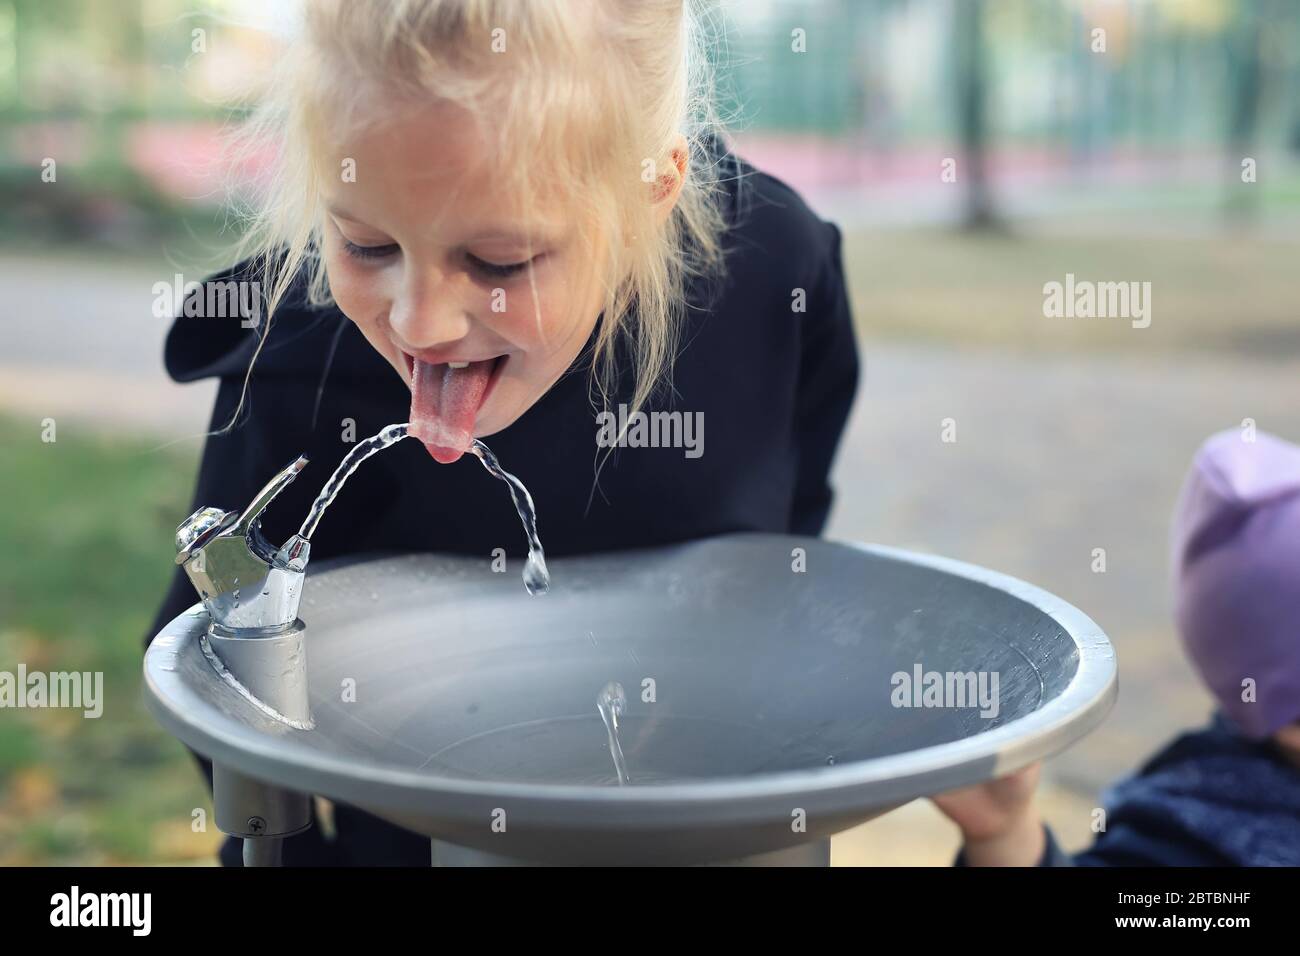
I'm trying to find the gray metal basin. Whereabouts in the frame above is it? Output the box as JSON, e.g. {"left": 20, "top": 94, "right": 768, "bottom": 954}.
{"left": 144, "top": 533, "right": 1116, "bottom": 865}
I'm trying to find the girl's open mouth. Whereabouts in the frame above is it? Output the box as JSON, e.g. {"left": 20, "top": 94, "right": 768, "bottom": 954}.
{"left": 401, "top": 352, "right": 507, "bottom": 463}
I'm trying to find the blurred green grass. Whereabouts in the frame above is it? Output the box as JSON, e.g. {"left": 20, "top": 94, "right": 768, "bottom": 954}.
{"left": 0, "top": 416, "right": 220, "bottom": 864}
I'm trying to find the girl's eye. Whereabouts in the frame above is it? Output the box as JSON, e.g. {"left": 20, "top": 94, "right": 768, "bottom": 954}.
{"left": 468, "top": 254, "right": 533, "bottom": 279}
{"left": 342, "top": 240, "right": 400, "bottom": 261}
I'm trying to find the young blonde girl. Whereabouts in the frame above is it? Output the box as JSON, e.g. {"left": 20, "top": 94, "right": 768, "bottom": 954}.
{"left": 150, "top": 0, "right": 859, "bottom": 865}
{"left": 230, "top": 0, "right": 733, "bottom": 462}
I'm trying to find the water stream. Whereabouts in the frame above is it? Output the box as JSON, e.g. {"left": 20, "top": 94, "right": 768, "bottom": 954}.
{"left": 299, "top": 423, "right": 412, "bottom": 540}
{"left": 295, "top": 424, "right": 548, "bottom": 595}
{"left": 597, "top": 681, "right": 631, "bottom": 785}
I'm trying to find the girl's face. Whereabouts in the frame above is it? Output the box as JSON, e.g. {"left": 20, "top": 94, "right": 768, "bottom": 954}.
{"left": 318, "top": 103, "right": 610, "bottom": 461}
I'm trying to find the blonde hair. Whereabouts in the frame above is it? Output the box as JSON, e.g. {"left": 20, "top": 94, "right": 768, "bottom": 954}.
{"left": 226, "top": 0, "right": 733, "bottom": 432}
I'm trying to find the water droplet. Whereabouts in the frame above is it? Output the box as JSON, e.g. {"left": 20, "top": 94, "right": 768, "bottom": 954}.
{"left": 472, "top": 440, "right": 550, "bottom": 596}
{"left": 523, "top": 551, "right": 549, "bottom": 595}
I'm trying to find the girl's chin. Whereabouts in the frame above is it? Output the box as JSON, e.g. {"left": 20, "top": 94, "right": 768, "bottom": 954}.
{"left": 470, "top": 404, "right": 520, "bottom": 442}
{"left": 471, "top": 380, "right": 538, "bottom": 439}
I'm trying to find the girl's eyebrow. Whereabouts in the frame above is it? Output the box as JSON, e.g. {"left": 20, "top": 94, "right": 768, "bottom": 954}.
{"left": 463, "top": 227, "right": 561, "bottom": 246}
{"left": 327, "top": 204, "right": 561, "bottom": 246}
{"left": 326, "top": 205, "right": 375, "bottom": 226}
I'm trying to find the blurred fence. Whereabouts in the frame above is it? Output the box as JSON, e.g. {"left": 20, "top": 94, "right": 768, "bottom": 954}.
{"left": 718, "top": 0, "right": 1300, "bottom": 146}
{"left": 2, "top": 0, "right": 1298, "bottom": 225}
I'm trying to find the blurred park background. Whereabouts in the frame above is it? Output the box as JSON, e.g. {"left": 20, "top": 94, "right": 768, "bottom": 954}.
{"left": 0, "top": 0, "right": 1297, "bottom": 864}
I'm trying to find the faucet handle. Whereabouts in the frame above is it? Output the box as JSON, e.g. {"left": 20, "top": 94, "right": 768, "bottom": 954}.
{"left": 174, "top": 456, "right": 311, "bottom": 631}
{"left": 174, "top": 457, "right": 308, "bottom": 567}
{"left": 236, "top": 456, "right": 310, "bottom": 536}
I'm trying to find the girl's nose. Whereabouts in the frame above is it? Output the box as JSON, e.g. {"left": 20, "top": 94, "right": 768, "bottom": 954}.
{"left": 388, "top": 268, "right": 473, "bottom": 348}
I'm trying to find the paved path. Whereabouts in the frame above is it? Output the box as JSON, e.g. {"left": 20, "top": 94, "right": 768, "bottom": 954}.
{"left": 0, "top": 252, "right": 216, "bottom": 440}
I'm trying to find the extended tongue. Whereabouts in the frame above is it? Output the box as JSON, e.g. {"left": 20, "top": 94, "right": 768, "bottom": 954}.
{"left": 409, "top": 359, "right": 493, "bottom": 463}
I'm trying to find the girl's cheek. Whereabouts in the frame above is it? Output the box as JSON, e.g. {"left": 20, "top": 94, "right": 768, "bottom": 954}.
{"left": 503, "top": 268, "right": 594, "bottom": 354}
{"left": 324, "top": 253, "right": 387, "bottom": 332}
{"left": 467, "top": 275, "right": 535, "bottom": 346}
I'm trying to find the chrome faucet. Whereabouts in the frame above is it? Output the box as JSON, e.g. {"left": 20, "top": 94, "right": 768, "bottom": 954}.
{"left": 175, "top": 456, "right": 314, "bottom": 633}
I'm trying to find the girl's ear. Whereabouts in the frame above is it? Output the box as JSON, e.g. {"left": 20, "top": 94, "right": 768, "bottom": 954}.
{"left": 649, "top": 133, "right": 689, "bottom": 221}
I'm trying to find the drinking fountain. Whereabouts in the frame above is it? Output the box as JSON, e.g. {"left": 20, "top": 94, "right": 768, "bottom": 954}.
{"left": 145, "top": 444, "right": 1117, "bottom": 867}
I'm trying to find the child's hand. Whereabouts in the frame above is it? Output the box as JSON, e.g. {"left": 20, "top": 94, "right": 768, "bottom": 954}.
{"left": 931, "top": 762, "right": 1045, "bottom": 866}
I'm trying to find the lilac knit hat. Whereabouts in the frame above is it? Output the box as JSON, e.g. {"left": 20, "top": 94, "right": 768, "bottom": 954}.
{"left": 1171, "top": 428, "right": 1300, "bottom": 739}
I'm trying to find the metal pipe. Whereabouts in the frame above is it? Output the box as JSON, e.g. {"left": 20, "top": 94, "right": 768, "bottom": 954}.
{"left": 243, "top": 837, "right": 284, "bottom": 867}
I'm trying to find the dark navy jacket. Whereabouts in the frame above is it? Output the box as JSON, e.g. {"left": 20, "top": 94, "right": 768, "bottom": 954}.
{"left": 146, "top": 138, "right": 861, "bottom": 865}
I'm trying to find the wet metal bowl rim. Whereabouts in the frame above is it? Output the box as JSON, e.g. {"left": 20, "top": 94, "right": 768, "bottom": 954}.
{"left": 143, "top": 535, "right": 1118, "bottom": 826}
